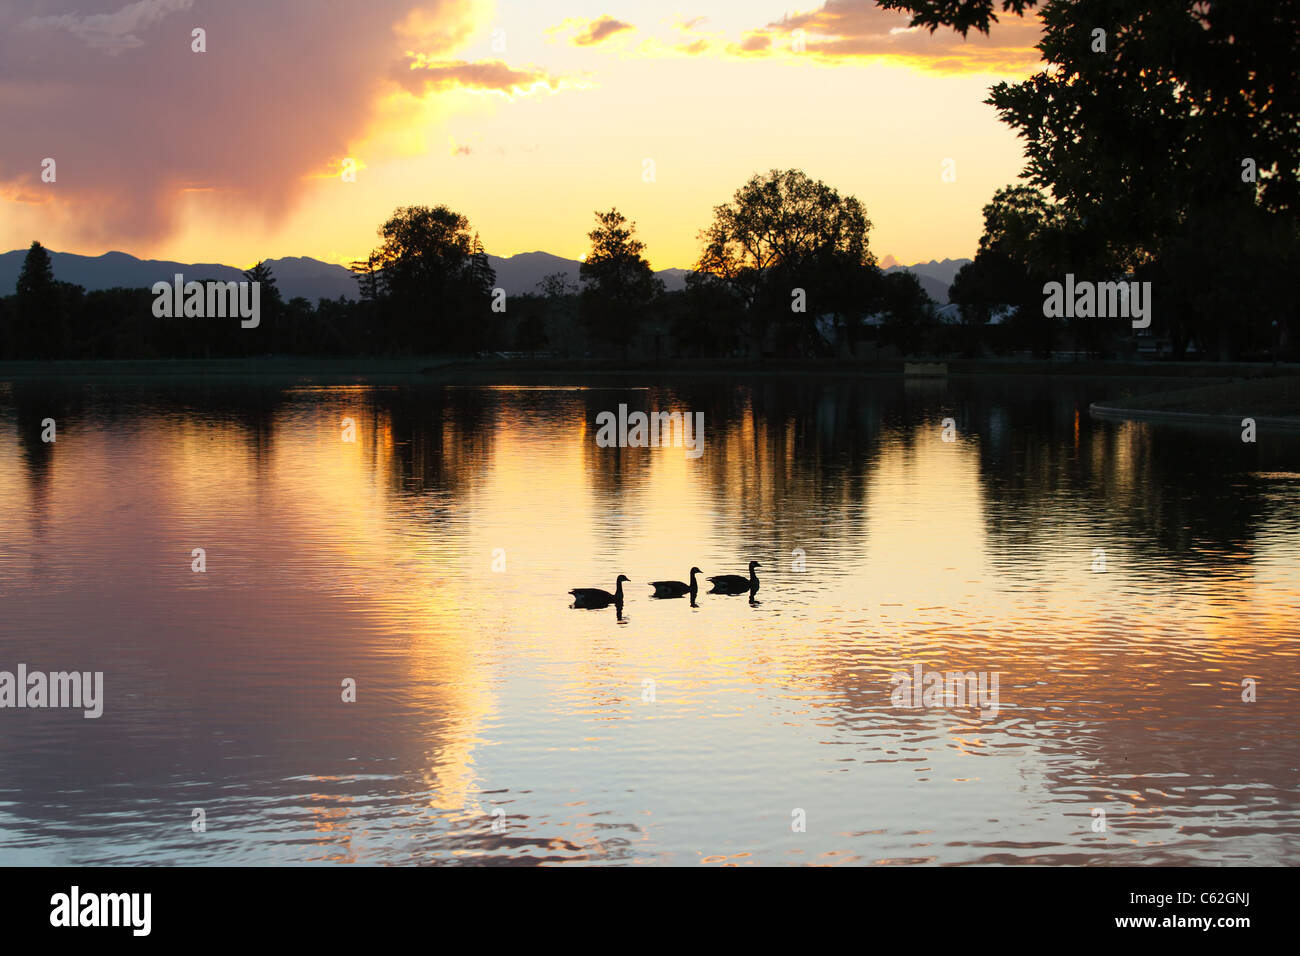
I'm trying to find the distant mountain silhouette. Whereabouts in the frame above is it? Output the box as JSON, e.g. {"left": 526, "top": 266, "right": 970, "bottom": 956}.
{"left": 0, "top": 248, "right": 691, "bottom": 301}
{"left": 883, "top": 258, "right": 972, "bottom": 304}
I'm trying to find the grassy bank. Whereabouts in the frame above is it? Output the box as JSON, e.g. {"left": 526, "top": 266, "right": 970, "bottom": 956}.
{"left": 1094, "top": 375, "right": 1300, "bottom": 418}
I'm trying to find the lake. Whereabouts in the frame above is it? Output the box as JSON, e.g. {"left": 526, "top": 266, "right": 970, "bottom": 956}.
{"left": 1, "top": 374, "right": 1297, "bottom": 865}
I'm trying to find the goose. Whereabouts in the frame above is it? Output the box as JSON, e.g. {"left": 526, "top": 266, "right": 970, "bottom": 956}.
{"left": 708, "top": 561, "right": 760, "bottom": 596}
{"left": 649, "top": 567, "right": 702, "bottom": 600}
{"left": 569, "top": 574, "right": 629, "bottom": 609}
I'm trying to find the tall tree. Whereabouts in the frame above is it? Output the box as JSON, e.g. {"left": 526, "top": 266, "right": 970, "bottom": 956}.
{"left": 882, "top": 0, "right": 1299, "bottom": 222}
{"left": 16, "top": 240, "right": 55, "bottom": 301}
{"left": 695, "top": 169, "right": 876, "bottom": 355}
{"left": 578, "top": 209, "right": 662, "bottom": 359}
{"left": 881, "top": 0, "right": 1300, "bottom": 355}
{"left": 241, "top": 260, "right": 284, "bottom": 354}
{"left": 365, "top": 205, "right": 497, "bottom": 353}
{"left": 14, "top": 241, "right": 63, "bottom": 357}
{"left": 349, "top": 253, "right": 385, "bottom": 302}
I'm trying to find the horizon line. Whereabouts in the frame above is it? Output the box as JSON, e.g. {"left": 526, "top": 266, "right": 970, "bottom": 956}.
{"left": 2, "top": 245, "right": 974, "bottom": 277}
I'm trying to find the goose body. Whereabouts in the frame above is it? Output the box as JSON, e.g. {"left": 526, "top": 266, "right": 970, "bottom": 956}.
{"left": 569, "top": 575, "right": 629, "bottom": 609}
{"left": 708, "top": 561, "right": 761, "bottom": 596}
{"left": 649, "top": 567, "right": 701, "bottom": 600}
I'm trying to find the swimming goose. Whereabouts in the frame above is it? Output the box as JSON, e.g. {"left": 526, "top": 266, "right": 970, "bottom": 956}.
{"left": 649, "top": 567, "right": 702, "bottom": 600}
{"left": 569, "top": 574, "right": 629, "bottom": 608}
{"left": 707, "top": 561, "right": 760, "bottom": 596}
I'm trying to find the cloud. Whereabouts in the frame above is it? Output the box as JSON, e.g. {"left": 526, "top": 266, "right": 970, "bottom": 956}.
{"left": 550, "top": 15, "right": 635, "bottom": 47}
{"left": 0, "top": 0, "right": 535, "bottom": 247}
{"left": 727, "top": 0, "right": 1042, "bottom": 73}
{"left": 24, "top": 0, "right": 194, "bottom": 55}
{"left": 558, "top": 3, "right": 1038, "bottom": 71}
{"left": 606, "top": 13, "right": 727, "bottom": 58}
{"left": 394, "top": 56, "right": 563, "bottom": 96}
{"left": 576, "top": 15, "right": 634, "bottom": 46}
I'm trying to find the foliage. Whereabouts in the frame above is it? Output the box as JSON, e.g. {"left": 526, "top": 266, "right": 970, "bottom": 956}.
{"left": 578, "top": 209, "right": 662, "bottom": 355}
{"left": 888, "top": 0, "right": 1300, "bottom": 359}
{"left": 696, "top": 169, "right": 877, "bottom": 354}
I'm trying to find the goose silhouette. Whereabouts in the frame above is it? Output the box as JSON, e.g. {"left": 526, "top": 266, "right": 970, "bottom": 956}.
{"left": 649, "top": 567, "right": 702, "bottom": 601}
{"left": 708, "top": 561, "right": 760, "bottom": 597}
{"left": 569, "top": 575, "right": 629, "bottom": 609}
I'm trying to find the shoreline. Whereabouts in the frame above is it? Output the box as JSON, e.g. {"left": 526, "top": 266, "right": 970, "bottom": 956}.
{"left": 1088, "top": 374, "right": 1300, "bottom": 429}
{"left": 3, "top": 357, "right": 1300, "bottom": 430}
{"left": 1, "top": 356, "right": 1297, "bottom": 386}
{"left": 1089, "top": 403, "right": 1300, "bottom": 430}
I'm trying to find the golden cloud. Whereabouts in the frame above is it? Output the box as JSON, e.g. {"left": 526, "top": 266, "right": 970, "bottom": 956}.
{"left": 727, "top": 0, "right": 1042, "bottom": 74}
{"left": 549, "top": 15, "right": 636, "bottom": 47}
{"left": 394, "top": 56, "right": 566, "bottom": 96}
{"left": 592, "top": 1, "right": 1041, "bottom": 74}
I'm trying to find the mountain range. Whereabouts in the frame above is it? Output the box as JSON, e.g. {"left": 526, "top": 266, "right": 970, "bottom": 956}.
{"left": 882, "top": 258, "right": 970, "bottom": 304}
{"left": 0, "top": 249, "right": 967, "bottom": 304}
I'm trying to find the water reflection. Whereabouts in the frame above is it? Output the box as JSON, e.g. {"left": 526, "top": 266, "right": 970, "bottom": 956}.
{"left": 0, "top": 377, "right": 1297, "bottom": 865}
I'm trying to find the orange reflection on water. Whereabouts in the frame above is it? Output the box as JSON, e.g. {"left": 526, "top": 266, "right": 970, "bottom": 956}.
{"left": 1, "top": 378, "right": 1297, "bottom": 865}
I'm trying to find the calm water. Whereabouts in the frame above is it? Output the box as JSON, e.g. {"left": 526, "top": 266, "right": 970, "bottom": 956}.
{"left": 1, "top": 375, "right": 1298, "bottom": 866}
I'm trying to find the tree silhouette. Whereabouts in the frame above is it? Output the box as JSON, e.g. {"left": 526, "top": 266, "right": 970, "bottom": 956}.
{"left": 878, "top": 0, "right": 1039, "bottom": 36}
{"left": 15, "top": 241, "right": 64, "bottom": 357}
{"left": 242, "top": 261, "right": 280, "bottom": 298}
{"left": 879, "top": 271, "right": 938, "bottom": 355}
{"left": 538, "top": 271, "right": 577, "bottom": 299}
{"left": 241, "top": 260, "right": 284, "bottom": 354}
{"left": 948, "top": 186, "right": 1081, "bottom": 356}
{"left": 349, "top": 253, "right": 385, "bottom": 302}
{"left": 696, "top": 169, "right": 876, "bottom": 355}
{"left": 578, "top": 209, "right": 661, "bottom": 359}
{"left": 670, "top": 272, "right": 745, "bottom": 357}
{"left": 365, "top": 205, "right": 497, "bottom": 353}
{"left": 884, "top": 0, "right": 1300, "bottom": 358}
{"left": 16, "top": 241, "right": 55, "bottom": 300}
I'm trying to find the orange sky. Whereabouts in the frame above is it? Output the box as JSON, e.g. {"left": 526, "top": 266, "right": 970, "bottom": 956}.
{"left": 0, "top": 1, "right": 1043, "bottom": 270}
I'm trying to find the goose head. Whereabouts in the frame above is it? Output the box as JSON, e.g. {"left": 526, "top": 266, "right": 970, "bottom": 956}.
{"left": 689, "top": 567, "right": 702, "bottom": 576}
{"left": 616, "top": 574, "right": 630, "bottom": 584}
{"left": 749, "top": 561, "right": 761, "bottom": 571}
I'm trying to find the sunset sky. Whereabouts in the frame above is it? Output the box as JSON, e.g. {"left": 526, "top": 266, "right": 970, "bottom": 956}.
{"left": 0, "top": 0, "right": 1043, "bottom": 270}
